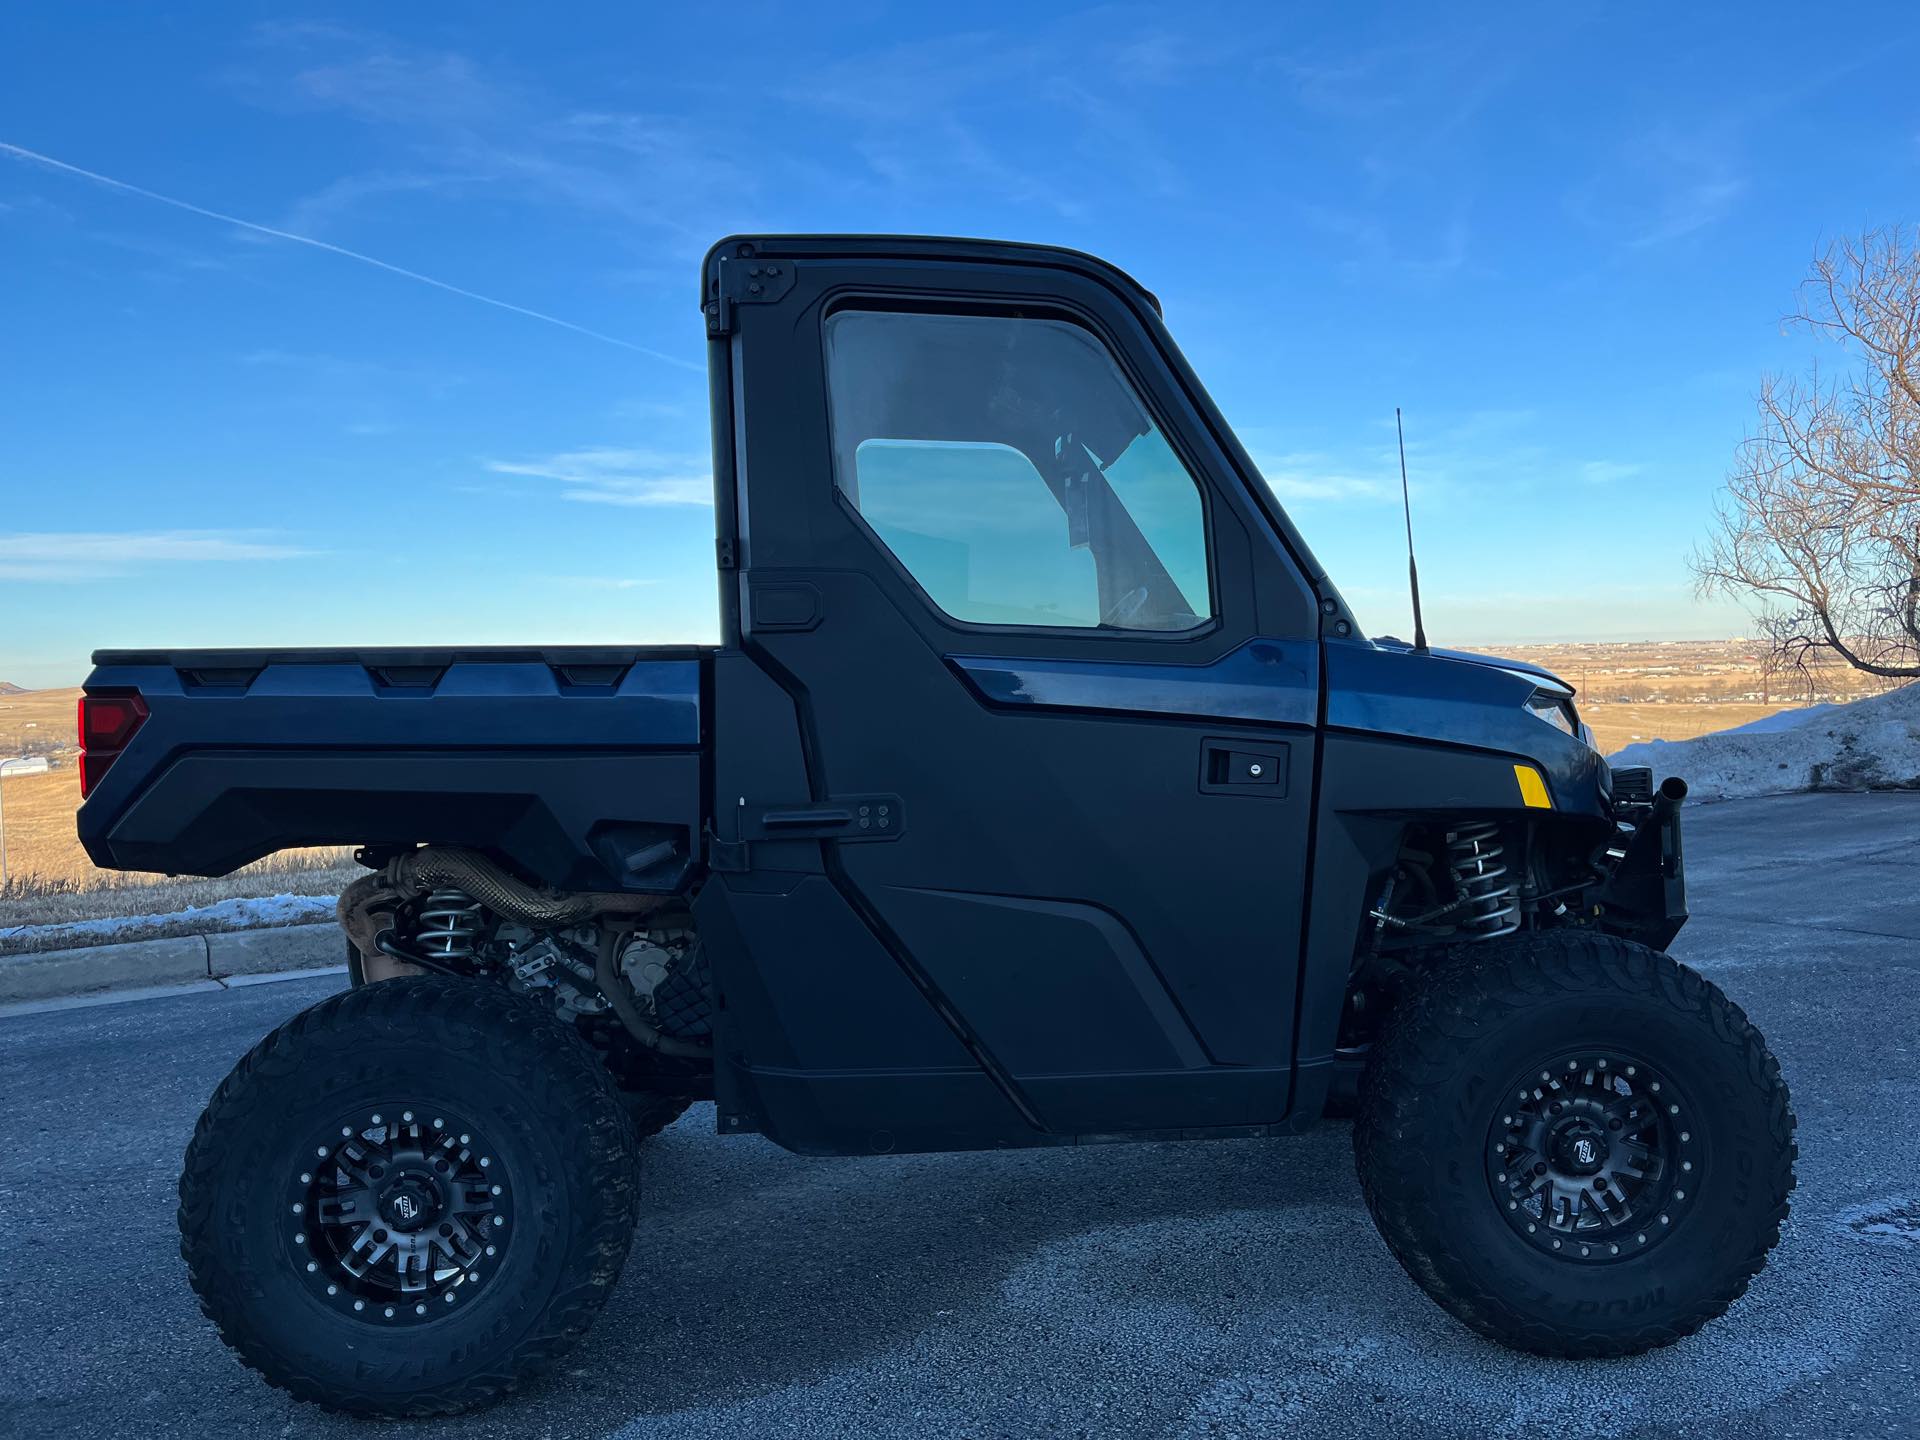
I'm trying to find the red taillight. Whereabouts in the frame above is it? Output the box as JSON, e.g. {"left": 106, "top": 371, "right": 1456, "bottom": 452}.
{"left": 78, "top": 692, "right": 148, "bottom": 799}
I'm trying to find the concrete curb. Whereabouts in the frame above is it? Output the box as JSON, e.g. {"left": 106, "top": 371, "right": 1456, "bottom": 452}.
{"left": 0, "top": 922, "right": 343, "bottom": 1003}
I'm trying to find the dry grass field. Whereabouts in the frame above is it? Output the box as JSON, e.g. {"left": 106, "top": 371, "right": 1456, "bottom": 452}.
{"left": 1458, "top": 639, "right": 1903, "bottom": 758}
{"left": 0, "top": 643, "right": 1906, "bottom": 934}
{"left": 0, "top": 686, "right": 355, "bottom": 932}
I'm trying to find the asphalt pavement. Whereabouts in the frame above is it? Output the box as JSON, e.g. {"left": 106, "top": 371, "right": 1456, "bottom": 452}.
{"left": 3, "top": 791, "right": 1917, "bottom": 1439}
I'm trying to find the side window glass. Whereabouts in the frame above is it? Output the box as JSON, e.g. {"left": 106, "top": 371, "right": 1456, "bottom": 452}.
{"left": 824, "top": 310, "right": 1212, "bottom": 632}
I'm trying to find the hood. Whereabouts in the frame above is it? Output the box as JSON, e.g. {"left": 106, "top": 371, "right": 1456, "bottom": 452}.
{"left": 1370, "top": 637, "right": 1571, "bottom": 692}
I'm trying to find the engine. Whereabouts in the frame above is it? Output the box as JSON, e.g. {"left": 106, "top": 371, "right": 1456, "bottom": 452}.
{"left": 337, "top": 848, "right": 714, "bottom": 1052}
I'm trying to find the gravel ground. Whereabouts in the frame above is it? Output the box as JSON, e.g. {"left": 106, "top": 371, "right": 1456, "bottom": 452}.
{"left": 2, "top": 792, "right": 1917, "bottom": 1439}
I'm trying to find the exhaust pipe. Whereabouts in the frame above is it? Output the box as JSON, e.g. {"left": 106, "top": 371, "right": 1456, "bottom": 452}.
{"left": 386, "top": 847, "right": 661, "bottom": 927}
{"left": 1650, "top": 775, "right": 1689, "bottom": 824}
{"left": 338, "top": 847, "right": 664, "bottom": 967}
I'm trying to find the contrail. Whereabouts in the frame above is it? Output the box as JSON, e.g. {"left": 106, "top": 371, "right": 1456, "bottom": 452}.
{"left": 0, "top": 140, "right": 701, "bottom": 371}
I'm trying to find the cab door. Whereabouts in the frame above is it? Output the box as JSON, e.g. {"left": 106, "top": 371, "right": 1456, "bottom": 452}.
{"left": 711, "top": 239, "right": 1327, "bottom": 1137}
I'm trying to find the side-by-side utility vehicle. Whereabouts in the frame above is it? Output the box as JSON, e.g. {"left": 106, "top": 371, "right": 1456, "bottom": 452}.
{"left": 77, "top": 236, "right": 1795, "bottom": 1417}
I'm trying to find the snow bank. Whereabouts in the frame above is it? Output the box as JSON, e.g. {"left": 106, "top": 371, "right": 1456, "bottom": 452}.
{"left": 1610, "top": 682, "right": 1920, "bottom": 802}
{"left": 0, "top": 893, "right": 335, "bottom": 947}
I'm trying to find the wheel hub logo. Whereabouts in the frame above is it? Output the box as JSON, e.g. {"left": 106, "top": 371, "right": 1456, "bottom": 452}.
{"left": 394, "top": 1195, "right": 418, "bottom": 1221}
{"left": 1573, "top": 1139, "right": 1597, "bottom": 1166}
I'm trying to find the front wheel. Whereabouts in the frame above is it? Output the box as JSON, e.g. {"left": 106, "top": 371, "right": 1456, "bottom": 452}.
{"left": 1353, "top": 931, "right": 1795, "bottom": 1356}
{"left": 179, "top": 976, "right": 642, "bottom": 1416}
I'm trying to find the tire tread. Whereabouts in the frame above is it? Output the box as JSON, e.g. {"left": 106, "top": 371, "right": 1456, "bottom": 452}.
{"left": 1352, "top": 930, "right": 1796, "bottom": 1357}
{"left": 178, "top": 976, "right": 642, "bottom": 1417}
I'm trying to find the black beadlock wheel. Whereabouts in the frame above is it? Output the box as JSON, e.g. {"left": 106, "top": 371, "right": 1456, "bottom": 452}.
{"left": 1353, "top": 931, "right": 1796, "bottom": 1357}
{"left": 179, "top": 976, "right": 642, "bottom": 1417}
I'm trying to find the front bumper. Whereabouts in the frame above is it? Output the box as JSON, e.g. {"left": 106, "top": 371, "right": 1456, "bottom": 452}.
{"left": 1593, "top": 768, "right": 1688, "bottom": 950}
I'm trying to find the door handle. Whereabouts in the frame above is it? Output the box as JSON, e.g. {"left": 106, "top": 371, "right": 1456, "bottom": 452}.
{"left": 1200, "top": 739, "right": 1287, "bottom": 795}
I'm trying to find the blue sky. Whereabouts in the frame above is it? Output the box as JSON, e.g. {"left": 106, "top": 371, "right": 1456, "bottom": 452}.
{"left": 3, "top": 4, "right": 1918, "bottom": 687}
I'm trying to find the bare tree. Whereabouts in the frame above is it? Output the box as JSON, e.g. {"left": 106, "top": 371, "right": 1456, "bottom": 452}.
{"left": 1694, "top": 228, "right": 1920, "bottom": 679}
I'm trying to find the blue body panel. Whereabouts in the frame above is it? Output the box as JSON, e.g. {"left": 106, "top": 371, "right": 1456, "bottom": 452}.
{"left": 946, "top": 637, "right": 1319, "bottom": 727}
{"left": 1325, "top": 640, "right": 1605, "bottom": 815}
{"left": 77, "top": 648, "right": 708, "bottom": 883}
{"left": 85, "top": 655, "right": 701, "bottom": 753}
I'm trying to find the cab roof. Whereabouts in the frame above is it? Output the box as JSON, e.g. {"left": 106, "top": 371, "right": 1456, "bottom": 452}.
{"left": 699, "top": 234, "right": 1162, "bottom": 315}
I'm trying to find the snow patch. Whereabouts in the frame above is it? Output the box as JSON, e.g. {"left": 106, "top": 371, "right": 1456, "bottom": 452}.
{"left": 1609, "top": 682, "right": 1920, "bottom": 802}
{"left": 0, "top": 893, "right": 335, "bottom": 946}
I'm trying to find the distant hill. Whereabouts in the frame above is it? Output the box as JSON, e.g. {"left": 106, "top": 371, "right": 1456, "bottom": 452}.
{"left": 0, "top": 682, "right": 27, "bottom": 695}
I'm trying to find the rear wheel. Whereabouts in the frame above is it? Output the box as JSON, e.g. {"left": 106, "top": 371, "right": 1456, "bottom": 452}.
{"left": 179, "top": 976, "right": 641, "bottom": 1416}
{"left": 1353, "top": 931, "right": 1795, "bottom": 1356}
{"left": 621, "top": 1090, "right": 693, "bottom": 1138}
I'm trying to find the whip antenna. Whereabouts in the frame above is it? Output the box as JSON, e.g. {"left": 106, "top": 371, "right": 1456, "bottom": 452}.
{"left": 1395, "top": 407, "right": 1430, "bottom": 653}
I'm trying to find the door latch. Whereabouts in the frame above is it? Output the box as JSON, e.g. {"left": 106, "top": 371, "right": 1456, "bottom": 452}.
{"left": 1200, "top": 740, "right": 1288, "bottom": 795}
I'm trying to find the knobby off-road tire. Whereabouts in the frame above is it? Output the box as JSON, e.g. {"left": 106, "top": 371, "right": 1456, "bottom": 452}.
{"left": 1353, "top": 931, "right": 1795, "bottom": 1357}
{"left": 179, "top": 975, "right": 642, "bottom": 1417}
{"left": 623, "top": 1091, "right": 693, "bottom": 1139}
{"left": 344, "top": 943, "right": 693, "bottom": 1143}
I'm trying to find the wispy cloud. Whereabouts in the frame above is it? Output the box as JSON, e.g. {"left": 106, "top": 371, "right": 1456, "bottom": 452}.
{"left": 0, "top": 530, "right": 316, "bottom": 581}
{"left": 1579, "top": 460, "right": 1644, "bottom": 484}
{"left": 483, "top": 448, "right": 711, "bottom": 507}
{"left": 1247, "top": 412, "right": 1648, "bottom": 509}
{"left": 1565, "top": 128, "right": 1746, "bottom": 249}
{"left": 1253, "top": 450, "right": 1395, "bottom": 503}
{"left": 544, "top": 574, "right": 668, "bottom": 590}
{"left": 0, "top": 139, "right": 696, "bottom": 367}
{"left": 236, "top": 24, "right": 744, "bottom": 258}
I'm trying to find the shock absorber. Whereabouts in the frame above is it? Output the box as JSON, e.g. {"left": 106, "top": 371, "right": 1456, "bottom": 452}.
{"left": 414, "top": 889, "right": 484, "bottom": 962}
{"left": 1445, "top": 822, "right": 1520, "bottom": 938}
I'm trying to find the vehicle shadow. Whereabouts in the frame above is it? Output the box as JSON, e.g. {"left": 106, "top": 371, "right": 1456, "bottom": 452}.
{"left": 537, "top": 1110, "right": 1375, "bottom": 1420}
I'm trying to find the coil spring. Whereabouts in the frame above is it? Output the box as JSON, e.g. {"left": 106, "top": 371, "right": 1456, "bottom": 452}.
{"left": 416, "top": 889, "right": 484, "bottom": 961}
{"left": 1445, "top": 822, "right": 1519, "bottom": 938}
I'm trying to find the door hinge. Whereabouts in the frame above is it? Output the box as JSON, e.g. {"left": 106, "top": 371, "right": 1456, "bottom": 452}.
{"left": 705, "top": 255, "right": 798, "bottom": 336}
{"left": 716, "top": 536, "right": 743, "bottom": 570}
